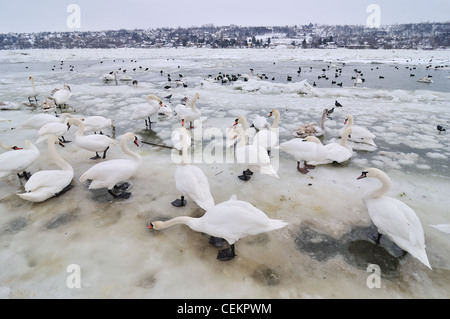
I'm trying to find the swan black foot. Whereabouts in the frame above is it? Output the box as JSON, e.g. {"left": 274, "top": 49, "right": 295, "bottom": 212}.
{"left": 217, "top": 244, "right": 236, "bottom": 261}
{"left": 60, "top": 136, "right": 71, "bottom": 143}
{"left": 297, "top": 162, "right": 309, "bottom": 174}
{"left": 114, "top": 182, "right": 130, "bottom": 191}
{"left": 368, "top": 232, "right": 382, "bottom": 245}
{"left": 17, "top": 171, "right": 32, "bottom": 180}
{"left": 102, "top": 146, "right": 110, "bottom": 159}
{"left": 238, "top": 169, "right": 253, "bottom": 181}
{"left": 171, "top": 196, "right": 186, "bottom": 207}
{"left": 90, "top": 152, "right": 101, "bottom": 160}
{"left": 108, "top": 189, "right": 131, "bottom": 199}
{"left": 209, "top": 236, "right": 227, "bottom": 248}
{"left": 304, "top": 163, "right": 315, "bottom": 170}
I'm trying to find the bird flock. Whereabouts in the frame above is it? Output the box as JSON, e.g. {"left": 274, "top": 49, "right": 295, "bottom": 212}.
{"left": 0, "top": 55, "right": 446, "bottom": 268}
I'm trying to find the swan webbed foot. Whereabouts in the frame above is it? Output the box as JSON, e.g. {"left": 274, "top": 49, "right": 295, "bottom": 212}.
{"left": 238, "top": 169, "right": 253, "bottom": 181}
{"left": 217, "top": 244, "right": 236, "bottom": 261}
{"left": 171, "top": 196, "right": 187, "bottom": 207}
{"left": 114, "top": 182, "right": 130, "bottom": 191}
{"left": 297, "top": 166, "right": 309, "bottom": 174}
{"left": 17, "top": 171, "right": 32, "bottom": 180}
{"left": 368, "top": 232, "right": 382, "bottom": 245}
{"left": 244, "top": 169, "right": 253, "bottom": 175}
{"left": 304, "top": 163, "right": 315, "bottom": 170}
{"left": 108, "top": 189, "right": 131, "bottom": 199}
{"left": 90, "top": 153, "right": 101, "bottom": 160}
{"left": 209, "top": 236, "right": 227, "bottom": 248}
{"left": 59, "top": 136, "right": 71, "bottom": 143}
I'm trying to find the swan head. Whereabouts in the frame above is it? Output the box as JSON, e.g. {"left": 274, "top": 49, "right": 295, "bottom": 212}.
{"left": 344, "top": 114, "right": 353, "bottom": 125}
{"left": 357, "top": 167, "right": 384, "bottom": 180}
{"left": 269, "top": 109, "right": 279, "bottom": 118}
{"left": 302, "top": 136, "right": 322, "bottom": 144}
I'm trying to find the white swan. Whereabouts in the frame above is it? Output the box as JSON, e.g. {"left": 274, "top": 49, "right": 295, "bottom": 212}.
{"left": 354, "top": 73, "right": 363, "bottom": 86}
{"left": 131, "top": 94, "right": 163, "bottom": 128}
{"left": 175, "top": 93, "right": 201, "bottom": 128}
{"left": 338, "top": 114, "right": 376, "bottom": 148}
{"left": 251, "top": 114, "right": 268, "bottom": 130}
{"left": 279, "top": 136, "right": 327, "bottom": 174}
{"left": 308, "top": 127, "right": 353, "bottom": 165}
{"left": 171, "top": 119, "right": 214, "bottom": 211}
{"left": 292, "top": 109, "right": 328, "bottom": 138}
{"left": 357, "top": 168, "right": 431, "bottom": 270}
{"left": 0, "top": 141, "right": 22, "bottom": 151}
{"left": 36, "top": 117, "right": 72, "bottom": 144}
{"left": 252, "top": 109, "right": 279, "bottom": 154}
{"left": 234, "top": 116, "right": 279, "bottom": 180}
{"left": 79, "top": 132, "right": 142, "bottom": 199}
{"left": 148, "top": 194, "right": 288, "bottom": 260}
{"left": 103, "top": 70, "right": 118, "bottom": 82}
{"left": 0, "top": 140, "right": 40, "bottom": 180}
{"left": 40, "top": 98, "right": 57, "bottom": 114}
{"left": 27, "top": 76, "right": 39, "bottom": 103}
{"left": 21, "top": 113, "right": 73, "bottom": 130}
{"left": 51, "top": 84, "right": 72, "bottom": 109}
{"left": 171, "top": 117, "right": 191, "bottom": 151}
{"left": 0, "top": 101, "right": 21, "bottom": 110}
{"left": 69, "top": 118, "right": 118, "bottom": 160}
{"left": 82, "top": 116, "right": 115, "bottom": 135}
{"left": 17, "top": 135, "right": 74, "bottom": 202}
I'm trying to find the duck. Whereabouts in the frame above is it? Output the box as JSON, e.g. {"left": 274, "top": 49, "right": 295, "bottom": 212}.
{"left": 148, "top": 194, "right": 288, "bottom": 261}
{"left": 131, "top": 94, "right": 163, "bottom": 128}
{"left": 252, "top": 109, "right": 280, "bottom": 155}
{"left": 357, "top": 168, "right": 432, "bottom": 269}
{"left": 171, "top": 117, "right": 191, "bottom": 151}
{"left": 79, "top": 132, "right": 142, "bottom": 199}
{"left": 338, "top": 114, "right": 376, "bottom": 148}
{"left": 291, "top": 109, "right": 328, "bottom": 138}
{"left": 0, "top": 140, "right": 40, "bottom": 180}
{"left": 279, "top": 136, "right": 327, "bottom": 174}
{"left": 307, "top": 127, "right": 353, "bottom": 165}
{"left": 82, "top": 116, "right": 115, "bottom": 135}
{"left": 36, "top": 117, "right": 72, "bottom": 144}
{"left": 171, "top": 118, "right": 214, "bottom": 210}
{"left": 27, "top": 76, "right": 39, "bottom": 103}
{"left": 17, "top": 135, "right": 74, "bottom": 202}
{"left": 69, "top": 118, "right": 118, "bottom": 160}
{"left": 175, "top": 93, "right": 201, "bottom": 129}
{"left": 233, "top": 116, "right": 279, "bottom": 181}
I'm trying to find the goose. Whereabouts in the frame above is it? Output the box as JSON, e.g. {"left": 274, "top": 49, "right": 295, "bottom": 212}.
{"left": 17, "top": 135, "right": 74, "bottom": 202}
{"left": 307, "top": 127, "right": 353, "bottom": 165}
{"left": 292, "top": 109, "right": 328, "bottom": 138}
{"left": 175, "top": 93, "right": 201, "bottom": 129}
{"left": 171, "top": 118, "right": 214, "bottom": 210}
{"left": 0, "top": 140, "right": 40, "bottom": 180}
{"left": 233, "top": 116, "right": 279, "bottom": 181}
{"left": 338, "top": 114, "right": 376, "bottom": 148}
{"left": 79, "top": 132, "right": 142, "bottom": 199}
{"left": 36, "top": 117, "right": 72, "bottom": 144}
{"left": 357, "top": 168, "right": 431, "bottom": 269}
{"left": 27, "top": 76, "right": 39, "bottom": 103}
{"left": 252, "top": 109, "right": 280, "bottom": 155}
{"left": 51, "top": 84, "right": 72, "bottom": 109}
{"left": 148, "top": 194, "right": 288, "bottom": 261}
{"left": 82, "top": 116, "right": 115, "bottom": 135}
{"left": 69, "top": 118, "right": 118, "bottom": 160}
{"left": 171, "top": 117, "right": 191, "bottom": 151}
{"left": 131, "top": 94, "right": 163, "bottom": 128}
{"left": 279, "top": 136, "right": 327, "bottom": 174}
{"left": 21, "top": 113, "right": 73, "bottom": 131}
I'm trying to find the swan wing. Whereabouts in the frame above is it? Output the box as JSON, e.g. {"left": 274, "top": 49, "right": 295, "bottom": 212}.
{"left": 24, "top": 170, "right": 73, "bottom": 192}
{"left": 0, "top": 149, "right": 40, "bottom": 172}
{"left": 175, "top": 165, "right": 214, "bottom": 210}
{"left": 80, "top": 159, "right": 141, "bottom": 189}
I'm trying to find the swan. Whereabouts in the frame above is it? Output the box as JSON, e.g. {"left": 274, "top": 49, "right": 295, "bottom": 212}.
{"left": 69, "top": 118, "right": 118, "bottom": 160}
{"left": 17, "top": 135, "right": 73, "bottom": 202}
{"left": 234, "top": 116, "right": 279, "bottom": 180}
{"left": 0, "top": 140, "right": 40, "bottom": 180}
{"left": 171, "top": 117, "right": 191, "bottom": 151}
{"left": 307, "top": 127, "right": 353, "bottom": 165}
{"left": 175, "top": 93, "right": 201, "bottom": 129}
{"left": 0, "top": 141, "right": 22, "bottom": 151}
{"left": 21, "top": 113, "right": 73, "bottom": 130}
{"left": 51, "top": 84, "right": 72, "bottom": 109}
{"left": 252, "top": 109, "right": 279, "bottom": 154}
{"left": 279, "top": 136, "right": 327, "bottom": 174}
{"left": 103, "top": 70, "right": 118, "bottom": 83}
{"left": 251, "top": 114, "right": 268, "bottom": 130}
{"left": 171, "top": 119, "right": 214, "bottom": 210}
{"left": 338, "top": 114, "right": 376, "bottom": 147}
{"left": 36, "top": 117, "right": 72, "bottom": 144}
{"left": 82, "top": 116, "right": 115, "bottom": 135}
{"left": 79, "top": 132, "right": 142, "bottom": 199}
{"left": 148, "top": 194, "right": 288, "bottom": 261}
{"left": 40, "top": 98, "right": 57, "bottom": 114}
{"left": 354, "top": 73, "right": 363, "bottom": 86}
{"left": 0, "top": 101, "right": 21, "bottom": 110}
{"left": 292, "top": 109, "right": 328, "bottom": 138}
{"left": 357, "top": 168, "right": 431, "bottom": 269}
{"left": 131, "top": 94, "right": 163, "bottom": 128}
{"left": 27, "top": 76, "right": 39, "bottom": 103}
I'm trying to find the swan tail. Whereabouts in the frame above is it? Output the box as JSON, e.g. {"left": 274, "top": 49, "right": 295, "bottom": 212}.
{"left": 229, "top": 194, "right": 237, "bottom": 201}
{"left": 17, "top": 189, "right": 53, "bottom": 202}
{"left": 267, "top": 219, "right": 289, "bottom": 231}
{"left": 260, "top": 165, "right": 279, "bottom": 178}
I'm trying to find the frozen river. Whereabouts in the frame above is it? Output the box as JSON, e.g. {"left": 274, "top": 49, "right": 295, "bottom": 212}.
{"left": 0, "top": 48, "right": 449, "bottom": 298}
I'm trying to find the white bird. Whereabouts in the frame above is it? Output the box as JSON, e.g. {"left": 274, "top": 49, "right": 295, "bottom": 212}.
{"left": 308, "top": 127, "right": 353, "bottom": 165}
{"left": 234, "top": 116, "right": 279, "bottom": 180}
{"left": 354, "top": 73, "right": 363, "bottom": 85}
{"left": 0, "top": 101, "right": 21, "bottom": 110}
{"left": 0, "top": 140, "right": 40, "bottom": 180}
{"left": 252, "top": 109, "right": 279, "bottom": 155}
{"left": 171, "top": 118, "right": 214, "bottom": 211}
{"left": 36, "top": 117, "right": 72, "bottom": 144}
{"left": 171, "top": 117, "right": 191, "bottom": 151}
{"left": 292, "top": 109, "right": 328, "bottom": 138}
{"left": 279, "top": 136, "right": 327, "bottom": 174}
{"left": 27, "top": 76, "right": 39, "bottom": 103}
{"left": 175, "top": 93, "right": 201, "bottom": 129}
{"left": 0, "top": 141, "right": 22, "bottom": 151}
{"left": 103, "top": 70, "right": 118, "bottom": 83}
{"left": 251, "top": 114, "right": 268, "bottom": 130}
{"left": 148, "top": 194, "right": 288, "bottom": 261}
{"left": 51, "top": 84, "right": 72, "bottom": 109}
{"left": 357, "top": 168, "right": 431, "bottom": 270}
{"left": 338, "top": 114, "right": 376, "bottom": 149}
{"left": 69, "top": 118, "right": 118, "bottom": 160}
{"left": 131, "top": 94, "right": 163, "bottom": 128}
{"left": 17, "top": 136, "right": 74, "bottom": 202}
{"left": 119, "top": 74, "right": 133, "bottom": 82}
{"left": 79, "top": 132, "right": 142, "bottom": 199}
{"left": 21, "top": 113, "right": 73, "bottom": 131}
{"left": 82, "top": 116, "right": 115, "bottom": 135}
{"left": 39, "top": 97, "right": 57, "bottom": 114}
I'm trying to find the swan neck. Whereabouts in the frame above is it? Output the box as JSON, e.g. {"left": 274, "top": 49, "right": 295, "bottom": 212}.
{"left": 157, "top": 216, "right": 198, "bottom": 230}
{"left": 345, "top": 116, "right": 354, "bottom": 128}
{"left": 321, "top": 111, "right": 326, "bottom": 129}
{"left": 366, "top": 171, "right": 392, "bottom": 199}
{"left": 190, "top": 95, "right": 199, "bottom": 110}
{"left": 237, "top": 117, "right": 249, "bottom": 147}
{"left": 48, "top": 138, "right": 72, "bottom": 171}
{"left": 180, "top": 128, "right": 190, "bottom": 164}
{"left": 121, "top": 134, "right": 141, "bottom": 161}
{"left": 272, "top": 111, "right": 280, "bottom": 128}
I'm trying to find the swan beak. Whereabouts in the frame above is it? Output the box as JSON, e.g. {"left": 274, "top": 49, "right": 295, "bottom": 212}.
{"left": 147, "top": 223, "right": 154, "bottom": 229}
{"left": 357, "top": 171, "right": 368, "bottom": 180}
{"left": 134, "top": 137, "right": 139, "bottom": 147}
{"left": 12, "top": 146, "right": 23, "bottom": 150}
{"left": 233, "top": 119, "right": 239, "bottom": 126}
{"left": 344, "top": 119, "right": 348, "bottom": 124}
{"left": 268, "top": 111, "right": 273, "bottom": 117}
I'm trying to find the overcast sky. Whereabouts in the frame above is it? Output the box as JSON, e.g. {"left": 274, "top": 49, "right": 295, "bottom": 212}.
{"left": 1, "top": 0, "right": 449, "bottom": 33}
